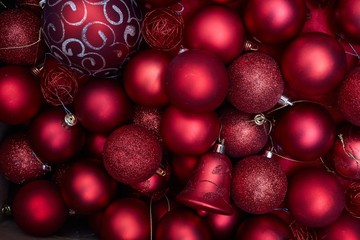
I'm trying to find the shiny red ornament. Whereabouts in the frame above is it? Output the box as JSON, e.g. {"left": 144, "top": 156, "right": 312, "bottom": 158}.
{"left": 160, "top": 106, "right": 220, "bottom": 155}
{"left": 231, "top": 155, "right": 288, "bottom": 214}
{"left": 124, "top": 49, "right": 170, "bottom": 107}
{"left": 281, "top": 32, "right": 347, "bottom": 96}
{"left": 103, "top": 124, "right": 162, "bottom": 184}
{"left": 273, "top": 102, "right": 336, "bottom": 161}
{"left": 42, "top": 0, "right": 142, "bottom": 77}
{"left": 165, "top": 49, "right": 228, "bottom": 113}
{"left": 0, "top": 9, "right": 44, "bottom": 65}
{"left": 184, "top": 5, "right": 246, "bottom": 63}
{"left": 155, "top": 208, "right": 212, "bottom": 240}
{"left": 171, "top": 155, "right": 199, "bottom": 185}
{"left": 287, "top": 168, "right": 345, "bottom": 228}
{"left": 74, "top": 79, "right": 132, "bottom": 133}
{"left": 338, "top": 67, "right": 360, "bottom": 126}
{"left": 0, "top": 132, "right": 48, "bottom": 184}
{"left": 243, "top": 0, "right": 307, "bottom": 43}
{"left": 236, "top": 214, "right": 292, "bottom": 239}
{"left": 60, "top": 160, "right": 117, "bottom": 215}
{"left": 28, "top": 108, "right": 86, "bottom": 164}
{"left": 345, "top": 181, "right": 360, "bottom": 218}
{"left": 335, "top": 0, "right": 360, "bottom": 44}
{"left": 227, "top": 52, "right": 284, "bottom": 113}
{"left": 0, "top": 65, "right": 42, "bottom": 125}
{"left": 12, "top": 180, "right": 68, "bottom": 237}
{"left": 84, "top": 132, "right": 107, "bottom": 159}
{"left": 101, "top": 198, "right": 150, "bottom": 240}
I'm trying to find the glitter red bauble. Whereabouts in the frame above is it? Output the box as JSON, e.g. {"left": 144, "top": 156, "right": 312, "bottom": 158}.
{"left": 184, "top": 5, "right": 246, "bottom": 63}
{"left": 171, "top": 155, "right": 199, "bottom": 185}
{"left": 231, "top": 155, "right": 288, "bottom": 214}
{"left": 335, "top": 0, "right": 360, "bottom": 44}
{"left": 281, "top": 32, "right": 347, "bottom": 96}
{"left": 227, "top": 52, "right": 284, "bottom": 113}
{"left": 132, "top": 106, "right": 162, "bottom": 139}
{"left": 155, "top": 208, "right": 212, "bottom": 240}
{"left": 103, "top": 124, "right": 162, "bottom": 184}
{"left": 74, "top": 79, "right": 132, "bottom": 133}
{"left": 12, "top": 180, "right": 68, "bottom": 237}
{"left": 160, "top": 106, "right": 220, "bottom": 155}
{"left": 273, "top": 102, "right": 336, "bottom": 161}
{"left": 338, "top": 67, "right": 360, "bottom": 126}
{"left": 60, "top": 160, "right": 117, "bottom": 215}
{"left": 0, "top": 65, "right": 42, "bottom": 125}
{"left": 220, "top": 106, "right": 269, "bottom": 158}
{"left": 236, "top": 214, "right": 292, "bottom": 239}
{"left": 287, "top": 168, "right": 345, "bottom": 228}
{"left": 100, "top": 198, "right": 150, "bottom": 240}
{"left": 243, "top": 0, "right": 307, "bottom": 44}
{"left": 0, "top": 9, "right": 44, "bottom": 65}
{"left": 0, "top": 132, "right": 48, "bottom": 184}
{"left": 165, "top": 49, "right": 228, "bottom": 113}
{"left": 124, "top": 49, "right": 171, "bottom": 107}
{"left": 42, "top": 0, "right": 142, "bottom": 77}
{"left": 28, "top": 108, "right": 86, "bottom": 164}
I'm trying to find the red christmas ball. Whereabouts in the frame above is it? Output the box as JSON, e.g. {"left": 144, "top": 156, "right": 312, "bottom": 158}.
{"left": 165, "top": 49, "right": 229, "bottom": 113}
{"left": 103, "top": 124, "right": 162, "bottom": 184}
{"left": 287, "top": 168, "right": 345, "bottom": 228}
{"left": 132, "top": 106, "right": 162, "bottom": 140}
{"left": 281, "top": 32, "right": 347, "bottom": 96}
{"left": 231, "top": 155, "right": 288, "bottom": 214}
{"left": 236, "top": 214, "right": 292, "bottom": 239}
{"left": 335, "top": 0, "right": 360, "bottom": 44}
{"left": 155, "top": 208, "right": 212, "bottom": 240}
{"left": 12, "top": 180, "right": 68, "bottom": 237}
{"left": 0, "top": 132, "right": 48, "bottom": 184}
{"left": 184, "top": 5, "right": 246, "bottom": 63}
{"left": 60, "top": 160, "right": 116, "bottom": 214}
{"left": 0, "top": 8, "right": 44, "bottom": 65}
{"left": 0, "top": 65, "right": 42, "bottom": 125}
{"left": 74, "top": 79, "right": 132, "bottom": 133}
{"left": 273, "top": 102, "right": 336, "bottom": 161}
{"left": 28, "top": 108, "right": 86, "bottom": 164}
{"left": 243, "top": 0, "right": 307, "bottom": 44}
{"left": 124, "top": 49, "right": 170, "bottom": 107}
{"left": 220, "top": 105, "right": 269, "bottom": 158}
{"left": 171, "top": 155, "right": 199, "bottom": 185}
{"left": 227, "top": 52, "right": 284, "bottom": 113}
{"left": 42, "top": 0, "right": 142, "bottom": 77}
{"left": 338, "top": 67, "right": 360, "bottom": 126}
{"left": 84, "top": 132, "right": 107, "bottom": 159}
{"left": 160, "top": 106, "right": 220, "bottom": 155}
{"left": 101, "top": 198, "right": 150, "bottom": 240}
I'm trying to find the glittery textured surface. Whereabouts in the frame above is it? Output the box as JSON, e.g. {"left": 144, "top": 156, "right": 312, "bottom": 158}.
{"left": 220, "top": 105, "right": 269, "bottom": 158}
{"left": 132, "top": 106, "right": 162, "bottom": 139}
{"left": 103, "top": 124, "right": 162, "bottom": 184}
{"left": 227, "top": 52, "right": 284, "bottom": 113}
{"left": 231, "top": 155, "right": 287, "bottom": 214}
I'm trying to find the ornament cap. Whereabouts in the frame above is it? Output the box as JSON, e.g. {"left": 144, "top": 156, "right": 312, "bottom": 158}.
{"left": 1, "top": 204, "right": 11, "bottom": 216}
{"left": 64, "top": 113, "right": 77, "bottom": 126}
{"left": 244, "top": 40, "right": 259, "bottom": 51}
{"left": 156, "top": 167, "right": 167, "bottom": 177}
{"left": 213, "top": 139, "right": 225, "bottom": 154}
{"left": 265, "top": 150, "right": 273, "bottom": 159}
{"left": 42, "top": 164, "right": 52, "bottom": 172}
{"left": 278, "top": 95, "right": 293, "bottom": 106}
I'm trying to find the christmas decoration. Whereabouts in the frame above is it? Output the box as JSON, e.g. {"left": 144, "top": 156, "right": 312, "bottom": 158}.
{"left": 334, "top": 0, "right": 360, "bottom": 44}
{"left": 345, "top": 181, "right": 360, "bottom": 218}
{"left": 83, "top": 132, "right": 107, "bottom": 159}
{"left": 132, "top": 106, "right": 162, "bottom": 140}
{"left": 42, "top": 0, "right": 142, "bottom": 77}
{"left": 316, "top": 212, "right": 360, "bottom": 239}
{"left": 171, "top": 155, "right": 199, "bottom": 185}
{"left": 144, "top": 0, "right": 179, "bottom": 8}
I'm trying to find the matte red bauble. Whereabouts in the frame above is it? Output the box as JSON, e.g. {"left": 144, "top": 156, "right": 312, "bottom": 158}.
{"left": 0, "top": 9, "right": 44, "bottom": 65}
{"left": 60, "top": 160, "right": 116, "bottom": 214}
{"left": 42, "top": 0, "right": 141, "bottom": 77}
{"left": 287, "top": 168, "right": 345, "bottom": 228}
{"left": 124, "top": 49, "right": 170, "bottom": 107}
{"left": 243, "top": 0, "right": 307, "bottom": 43}
{"left": 220, "top": 106, "right": 269, "bottom": 158}
{"left": 155, "top": 208, "right": 212, "bottom": 240}
{"left": 171, "top": 155, "right": 199, "bottom": 185}
{"left": 231, "top": 155, "right": 287, "bottom": 214}
{"left": 0, "top": 132, "right": 48, "bottom": 183}
{"left": 184, "top": 5, "right": 246, "bottom": 63}
{"left": 236, "top": 214, "right": 292, "bottom": 239}
{"left": 84, "top": 132, "right": 107, "bottom": 159}
{"left": 165, "top": 49, "right": 228, "bottom": 113}
{"left": 160, "top": 106, "right": 220, "bottom": 155}
{"left": 338, "top": 67, "right": 360, "bottom": 126}
{"left": 12, "top": 180, "right": 68, "bottom": 237}
{"left": 335, "top": 0, "right": 360, "bottom": 43}
{"left": 103, "top": 124, "right": 162, "bottom": 184}
{"left": 74, "top": 79, "right": 132, "bottom": 133}
{"left": 28, "top": 108, "right": 86, "bottom": 164}
{"left": 0, "top": 65, "right": 42, "bottom": 125}
{"left": 281, "top": 32, "right": 347, "bottom": 96}
{"left": 101, "top": 198, "right": 150, "bottom": 240}
{"left": 273, "top": 102, "right": 336, "bottom": 161}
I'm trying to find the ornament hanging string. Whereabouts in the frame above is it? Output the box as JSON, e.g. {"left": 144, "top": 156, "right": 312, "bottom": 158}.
{"left": 289, "top": 220, "right": 317, "bottom": 240}
{"left": 31, "top": 151, "right": 52, "bottom": 172}
{"left": 246, "top": 113, "right": 273, "bottom": 135}
{"left": 149, "top": 194, "right": 171, "bottom": 240}
{"left": 0, "top": 1, "right": 6, "bottom": 8}
{"left": 338, "top": 133, "right": 360, "bottom": 164}
{"left": 337, "top": 33, "right": 360, "bottom": 59}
